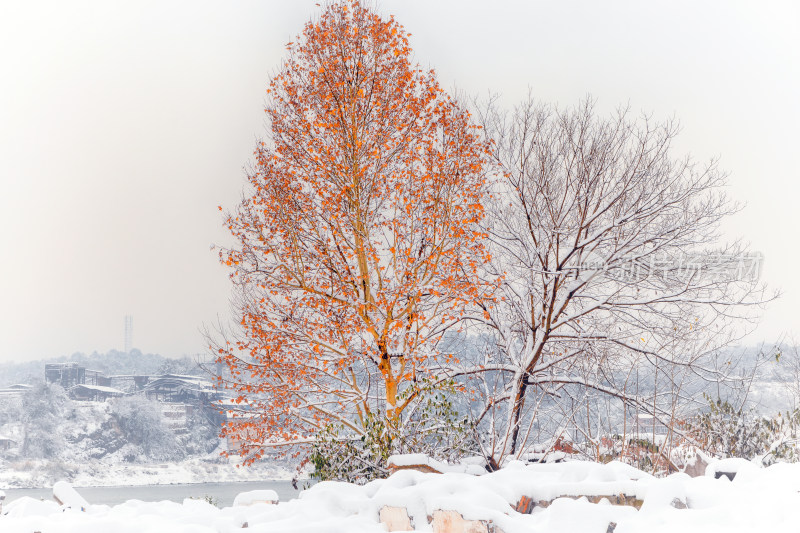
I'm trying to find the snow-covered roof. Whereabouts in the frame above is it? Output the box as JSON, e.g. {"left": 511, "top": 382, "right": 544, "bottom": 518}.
{"left": 0, "top": 383, "right": 33, "bottom": 394}
{"left": 143, "top": 375, "right": 216, "bottom": 393}
{"left": 0, "top": 388, "right": 28, "bottom": 396}
{"left": 70, "top": 384, "right": 124, "bottom": 395}
{"left": 160, "top": 373, "right": 207, "bottom": 380}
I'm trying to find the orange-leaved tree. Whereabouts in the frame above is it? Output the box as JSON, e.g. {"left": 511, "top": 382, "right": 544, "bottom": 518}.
{"left": 213, "top": 1, "right": 492, "bottom": 464}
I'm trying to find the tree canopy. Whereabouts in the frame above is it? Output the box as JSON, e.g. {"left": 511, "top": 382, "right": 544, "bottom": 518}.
{"left": 215, "top": 0, "right": 492, "bottom": 463}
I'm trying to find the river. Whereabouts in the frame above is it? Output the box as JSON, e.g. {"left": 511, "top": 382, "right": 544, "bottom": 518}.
{"left": 3, "top": 480, "right": 308, "bottom": 507}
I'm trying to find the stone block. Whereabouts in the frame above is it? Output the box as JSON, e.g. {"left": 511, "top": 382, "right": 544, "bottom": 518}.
{"left": 431, "top": 509, "right": 489, "bottom": 533}
{"left": 380, "top": 505, "right": 413, "bottom": 531}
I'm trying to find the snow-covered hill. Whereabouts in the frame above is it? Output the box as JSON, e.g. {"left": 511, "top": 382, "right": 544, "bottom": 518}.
{"left": 0, "top": 384, "right": 294, "bottom": 489}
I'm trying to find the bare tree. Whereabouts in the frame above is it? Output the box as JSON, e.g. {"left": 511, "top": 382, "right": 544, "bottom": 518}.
{"left": 460, "top": 96, "right": 770, "bottom": 467}
{"left": 771, "top": 339, "right": 800, "bottom": 412}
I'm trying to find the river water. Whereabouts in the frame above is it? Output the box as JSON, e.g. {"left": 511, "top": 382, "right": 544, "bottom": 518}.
{"left": 3, "top": 480, "right": 308, "bottom": 507}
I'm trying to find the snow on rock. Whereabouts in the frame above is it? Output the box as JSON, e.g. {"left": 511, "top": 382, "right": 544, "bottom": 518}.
{"left": 387, "top": 454, "right": 487, "bottom": 476}
{"left": 682, "top": 448, "right": 711, "bottom": 477}
{"left": 388, "top": 453, "right": 431, "bottom": 468}
{"left": 233, "top": 489, "right": 279, "bottom": 506}
{"left": 3, "top": 461, "right": 800, "bottom": 532}
{"left": 705, "top": 457, "right": 760, "bottom": 480}
{"left": 520, "top": 450, "right": 567, "bottom": 463}
{"left": 53, "top": 480, "right": 89, "bottom": 510}
{"left": 388, "top": 453, "right": 446, "bottom": 473}
{"left": 637, "top": 473, "right": 689, "bottom": 511}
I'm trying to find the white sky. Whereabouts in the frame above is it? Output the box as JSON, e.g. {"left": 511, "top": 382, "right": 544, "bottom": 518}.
{"left": 1, "top": 0, "right": 798, "bottom": 363}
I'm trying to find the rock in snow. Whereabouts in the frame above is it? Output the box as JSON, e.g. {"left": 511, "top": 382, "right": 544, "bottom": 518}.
{"left": 430, "top": 509, "right": 490, "bottom": 533}
{"left": 379, "top": 505, "right": 413, "bottom": 531}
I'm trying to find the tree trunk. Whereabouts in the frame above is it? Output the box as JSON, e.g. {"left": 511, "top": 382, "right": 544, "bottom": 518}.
{"left": 509, "top": 377, "right": 528, "bottom": 455}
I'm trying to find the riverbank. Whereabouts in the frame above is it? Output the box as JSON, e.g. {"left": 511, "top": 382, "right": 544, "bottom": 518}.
{"left": 3, "top": 480, "right": 304, "bottom": 507}
{"left": 0, "top": 456, "right": 298, "bottom": 489}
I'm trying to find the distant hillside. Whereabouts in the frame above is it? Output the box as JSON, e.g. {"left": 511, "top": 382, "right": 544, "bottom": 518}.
{"left": 0, "top": 350, "right": 204, "bottom": 387}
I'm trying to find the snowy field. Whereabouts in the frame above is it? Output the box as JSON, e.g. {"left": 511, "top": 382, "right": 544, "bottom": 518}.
{"left": 2, "top": 459, "right": 800, "bottom": 532}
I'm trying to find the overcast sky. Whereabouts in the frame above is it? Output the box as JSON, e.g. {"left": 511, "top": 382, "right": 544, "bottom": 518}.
{"left": 1, "top": 0, "right": 798, "bottom": 363}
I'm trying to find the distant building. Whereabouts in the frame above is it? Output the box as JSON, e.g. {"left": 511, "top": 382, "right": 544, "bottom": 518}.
{"left": 45, "top": 362, "right": 86, "bottom": 389}
{"left": 624, "top": 413, "right": 670, "bottom": 437}
{"left": 85, "top": 369, "right": 111, "bottom": 387}
{"left": 45, "top": 363, "right": 118, "bottom": 394}
{"left": 0, "top": 384, "right": 33, "bottom": 398}
{"left": 69, "top": 384, "right": 125, "bottom": 402}
{"left": 161, "top": 403, "right": 190, "bottom": 431}
{"left": 44, "top": 363, "right": 123, "bottom": 401}
{"left": 108, "top": 375, "right": 152, "bottom": 393}
{"left": 43, "top": 362, "right": 225, "bottom": 420}
{"left": 142, "top": 374, "right": 220, "bottom": 404}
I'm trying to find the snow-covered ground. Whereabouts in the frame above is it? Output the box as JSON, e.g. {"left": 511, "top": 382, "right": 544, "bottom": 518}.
{"left": 3, "top": 459, "right": 800, "bottom": 532}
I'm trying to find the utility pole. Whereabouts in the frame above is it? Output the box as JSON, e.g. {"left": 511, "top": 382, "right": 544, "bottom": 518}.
{"left": 124, "top": 315, "right": 133, "bottom": 353}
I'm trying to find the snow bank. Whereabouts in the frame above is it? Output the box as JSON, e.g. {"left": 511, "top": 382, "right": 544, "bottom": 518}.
{"left": 3, "top": 460, "right": 800, "bottom": 532}
{"left": 3, "top": 497, "right": 61, "bottom": 518}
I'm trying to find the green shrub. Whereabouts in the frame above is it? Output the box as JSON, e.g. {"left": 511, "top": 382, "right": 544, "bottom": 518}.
{"left": 309, "top": 379, "right": 477, "bottom": 483}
